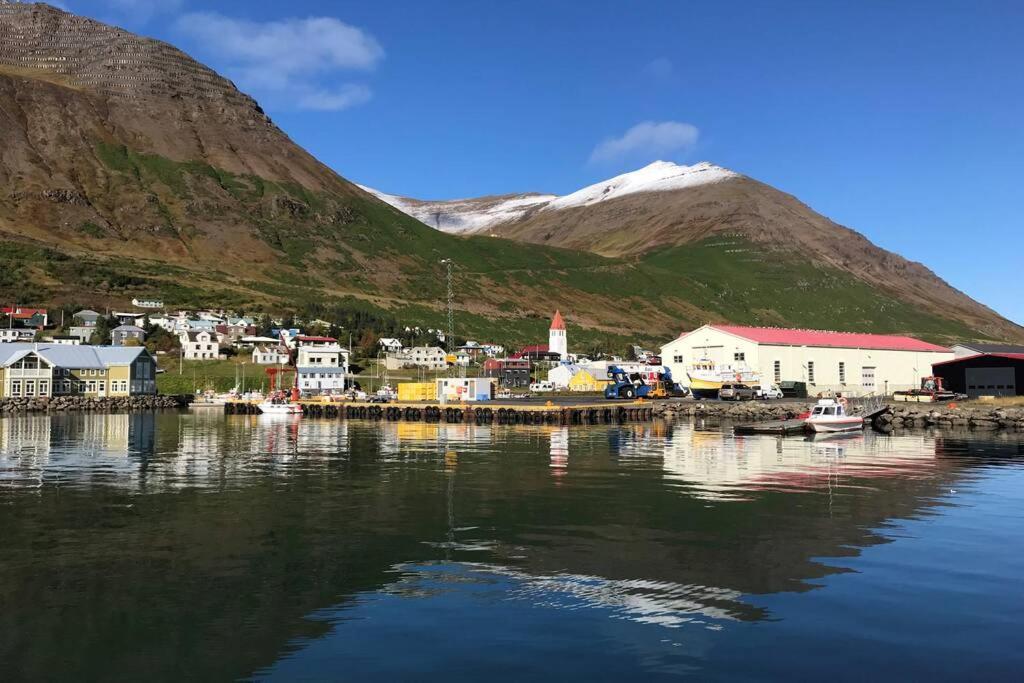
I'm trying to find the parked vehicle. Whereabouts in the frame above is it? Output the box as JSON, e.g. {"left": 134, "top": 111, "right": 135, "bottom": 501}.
{"left": 719, "top": 383, "right": 755, "bottom": 401}
{"left": 779, "top": 381, "right": 808, "bottom": 398}
{"left": 529, "top": 381, "right": 555, "bottom": 392}
{"left": 752, "top": 384, "right": 784, "bottom": 400}
{"left": 604, "top": 365, "right": 652, "bottom": 400}
{"left": 893, "top": 376, "right": 962, "bottom": 403}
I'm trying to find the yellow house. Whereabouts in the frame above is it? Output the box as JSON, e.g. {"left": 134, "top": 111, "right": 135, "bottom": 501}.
{"left": 0, "top": 344, "right": 157, "bottom": 398}
{"left": 568, "top": 368, "right": 608, "bottom": 392}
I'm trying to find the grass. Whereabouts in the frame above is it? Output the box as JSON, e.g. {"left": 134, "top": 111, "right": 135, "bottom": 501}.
{"left": 156, "top": 357, "right": 277, "bottom": 395}
{"left": 17, "top": 143, "right": 995, "bottom": 350}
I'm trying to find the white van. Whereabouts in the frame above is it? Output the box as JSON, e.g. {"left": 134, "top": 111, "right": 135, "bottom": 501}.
{"left": 529, "top": 381, "right": 555, "bottom": 392}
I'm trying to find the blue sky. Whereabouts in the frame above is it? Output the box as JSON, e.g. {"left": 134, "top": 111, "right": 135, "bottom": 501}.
{"left": 69, "top": 1, "right": 1024, "bottom": 325}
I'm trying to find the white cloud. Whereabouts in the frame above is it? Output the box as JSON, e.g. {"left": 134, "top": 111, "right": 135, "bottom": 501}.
{"left": 174, "top": 12, "right": 383, "bottom": 112}
{"left": 589, "top": 121, "right": 700, "bottom": 164}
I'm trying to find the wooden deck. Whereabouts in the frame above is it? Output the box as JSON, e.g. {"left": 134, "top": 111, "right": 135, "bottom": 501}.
{"left": 225, "top": 399, "right": 655, "bottom": 425}
{"left": 733, "top": 419, "right": 809, "bottom": 435}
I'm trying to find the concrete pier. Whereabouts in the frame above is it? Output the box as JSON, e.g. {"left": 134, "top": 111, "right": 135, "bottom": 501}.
{"left": 225, "top": 399, "right": 655, "bottom": 425}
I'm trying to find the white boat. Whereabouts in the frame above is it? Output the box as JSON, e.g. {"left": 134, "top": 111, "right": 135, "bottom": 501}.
{"left": 686, "top": 359, "right": 760, "bottom": 399}
{"left": 258, "top": 400, "right": 303, "bottom": 416}
{"left": 804, "top": 398, "right": 863, "bottom": 433}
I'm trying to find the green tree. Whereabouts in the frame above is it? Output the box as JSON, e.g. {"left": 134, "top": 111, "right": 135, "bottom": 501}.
{"left": 89, "top": 316, "right": 114, "bottom": 345}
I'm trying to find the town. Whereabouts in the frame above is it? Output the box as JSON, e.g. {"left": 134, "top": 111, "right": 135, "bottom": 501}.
{"left": 1, "top": 301, "right": 1020, "bottom": 406}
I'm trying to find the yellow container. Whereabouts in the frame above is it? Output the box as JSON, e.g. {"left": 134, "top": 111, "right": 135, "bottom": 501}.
{"left": 397, "top": 382, "right": 436, "bottom": 402}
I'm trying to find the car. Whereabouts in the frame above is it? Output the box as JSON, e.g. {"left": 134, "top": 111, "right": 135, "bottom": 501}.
{"left": 752, "top": 384, "right": 784, "bottom": 400}
{"left": 719, "top": 383, "right": 755, "bottom": 401}
{"left": 529, "top": 381, "right": 555, "bottom": 392}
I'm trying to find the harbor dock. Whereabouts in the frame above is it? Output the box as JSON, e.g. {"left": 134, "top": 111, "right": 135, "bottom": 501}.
{"left": 225, "top": 399, "right": 655, "bottom": 425}
{"left": 733, "top": 419, "right": 809, "bottom": 435}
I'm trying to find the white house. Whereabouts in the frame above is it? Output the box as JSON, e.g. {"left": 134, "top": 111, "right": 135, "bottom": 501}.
{"left": 547, "top": 363, "right": 582, "bottom": 389}
{"left": 131, "top": 298, "right": 163, "bottom": 309}
{"left": 181, "top": 330, "right": 218, "bottom": 360}
{"left": 295, "top": 336, "right": 349, "bottom": 394}
{"left": 660, "top": 325, "right": 953, "bottom": 396}
{"left": 385, "top": 346, "right": 447, "bottom": 370}
{"left": 252, "top": 345, "right": 290, "bottom": 365}
{"left": 0, "top": 329, "right": 35, "bottom": 343}
{"left": 378, "top": 338, "right": 404, "bottom": 353}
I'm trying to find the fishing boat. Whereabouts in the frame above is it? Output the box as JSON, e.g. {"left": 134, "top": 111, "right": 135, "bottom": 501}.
{"left": 804, "top": 398, "right": 863, "bottom": 433}
{"left": 686, "top": 359, "right": 760, "bottom": 399}
{"left": 258, "top": 391, "right": 303, "bottom": 416}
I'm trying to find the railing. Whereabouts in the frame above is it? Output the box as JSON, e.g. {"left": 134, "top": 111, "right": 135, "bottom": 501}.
{"left": 847, "top": 393, "right": 887, "bottom": 417}
{"left": 6, "top": 368, "right": 52, "bottom": 378}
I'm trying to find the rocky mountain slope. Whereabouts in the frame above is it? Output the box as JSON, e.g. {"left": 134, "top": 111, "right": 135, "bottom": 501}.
{"left": 365, "top": 161, "right": 1024, "bottom": 342}
{"left": 0, "top": 2, "right": 1018, "bottom": 345}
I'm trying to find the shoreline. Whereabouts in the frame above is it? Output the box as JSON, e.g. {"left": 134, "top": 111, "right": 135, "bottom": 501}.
{"left": 0, "top": 395, "right": 192, "bottom": 413}
{"left": 653, "top": 399, "right": 1024, "bottom": 431}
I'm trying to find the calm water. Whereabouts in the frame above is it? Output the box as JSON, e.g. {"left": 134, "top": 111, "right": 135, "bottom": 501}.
{"left": 1, "top": 413, "right": 1023, "bottom": 681}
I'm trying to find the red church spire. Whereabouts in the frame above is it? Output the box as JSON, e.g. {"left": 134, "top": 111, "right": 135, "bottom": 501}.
{"left": 550, "top": 310, "right": 566, "bottom": 331}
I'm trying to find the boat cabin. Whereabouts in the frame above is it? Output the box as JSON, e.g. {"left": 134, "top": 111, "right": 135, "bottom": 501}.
{"left": 810, "top": 399, "right": 848, "bottom": 418}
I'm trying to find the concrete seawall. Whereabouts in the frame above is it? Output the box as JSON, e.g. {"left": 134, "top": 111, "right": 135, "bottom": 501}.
{"left": 653, "top": 400, "right": 1024, "bottom": 431}
{"left": 0, "top": 395, "right": 191, "bottom": 413}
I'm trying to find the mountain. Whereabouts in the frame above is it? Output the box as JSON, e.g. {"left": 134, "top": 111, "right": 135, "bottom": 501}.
{"left": 0, "top": 3, "right": 1018, "bottom": 346}
{"left": 364, "top": 162, "right": 1024, "bottom": 343}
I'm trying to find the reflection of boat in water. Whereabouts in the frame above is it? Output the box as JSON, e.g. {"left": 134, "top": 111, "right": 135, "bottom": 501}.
{"left": 686, "top": 359, "right": 760, "bottom": 399}
{"left": 805, "top": 399, "right": 863, "bottom": 433}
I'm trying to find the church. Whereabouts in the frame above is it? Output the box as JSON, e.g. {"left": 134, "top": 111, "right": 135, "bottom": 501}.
{"left": 516, "top": 311, "right": 569, "bottom": 361}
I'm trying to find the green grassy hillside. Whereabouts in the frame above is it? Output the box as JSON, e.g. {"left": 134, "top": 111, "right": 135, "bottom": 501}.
{"left": 0, "top": 144, "right": 986, "bottom": 348}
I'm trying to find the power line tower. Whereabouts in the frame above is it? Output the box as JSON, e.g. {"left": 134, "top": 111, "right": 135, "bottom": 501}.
{"left": 440, "top": 258, "right": 458, "bottom": 376}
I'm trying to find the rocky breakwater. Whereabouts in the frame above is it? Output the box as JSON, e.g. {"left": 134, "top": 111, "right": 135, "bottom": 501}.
{"left": 0, "top": 395, "right": 191, "bottom": 413}
{"left": 875, "top": 404, "right": 1024, "bottom": 432}
{"left": 652, "top": 400, "right": 814, "bottom": 422}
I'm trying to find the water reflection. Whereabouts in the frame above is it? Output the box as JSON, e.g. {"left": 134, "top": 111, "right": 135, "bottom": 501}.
{"left": 0, "top": 413, "right": 1022, "bottom": 681}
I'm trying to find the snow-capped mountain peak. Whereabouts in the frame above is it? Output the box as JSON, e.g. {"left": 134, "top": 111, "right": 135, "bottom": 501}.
{"left": 360, "top": 160, "right": 738, "bottom": 234}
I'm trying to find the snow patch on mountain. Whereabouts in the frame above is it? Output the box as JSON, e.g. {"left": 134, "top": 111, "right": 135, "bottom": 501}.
{"left": 360, "top": 160, "right": 737, "bottom": 234}
{"left": 359, "top": 185, "right": 555, "bottom": 233}
{"left": 545, "top": 161, "right": 737, "bottom": 211}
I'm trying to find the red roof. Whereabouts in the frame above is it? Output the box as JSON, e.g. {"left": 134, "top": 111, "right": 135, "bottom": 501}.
{"left": 933, "top": 352, "right": 1024, "bottom": 367}
{"left": 520, "top": 344, "right": 550, "bottom": 353}
{"left": 688, "top": 325, "right": 950, "bottom": 352}
{"left": 296, "top": 335, "right": 337, "bottom": 343}
{"left": 550, "top": 310, "right": 566, "bottom": 331}
{"left": 2, "top": 307, "right": 46, "bottom": 318}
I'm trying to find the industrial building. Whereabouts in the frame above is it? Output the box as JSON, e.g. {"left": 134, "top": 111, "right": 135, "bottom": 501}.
{"left": 932, "top": 352, "right": 1024, "bottom": 397}
{"left": 661, "top": 325, "right": 953, "bottom": 396}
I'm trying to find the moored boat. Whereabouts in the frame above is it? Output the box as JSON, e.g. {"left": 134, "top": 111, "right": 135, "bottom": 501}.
{"left": 804, "top": 398, "right": 863, "bottom": 433}
{"left": 686, "top": 359, "right": 760, "bottom": 399}
{"left": 258, "top": 391, "right": 303, "bottom": 416}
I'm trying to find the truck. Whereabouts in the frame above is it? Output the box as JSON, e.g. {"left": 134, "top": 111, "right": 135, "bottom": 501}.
{"left": 604, "top": 366, "right": 687, "bottom": 400}
{"left": 892, "top": 376, "right": 962, "bottom": 403}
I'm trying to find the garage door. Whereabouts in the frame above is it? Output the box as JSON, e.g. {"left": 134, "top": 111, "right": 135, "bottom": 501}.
{"left": 965, "top": 367, "right": 1017, "bottom": 397}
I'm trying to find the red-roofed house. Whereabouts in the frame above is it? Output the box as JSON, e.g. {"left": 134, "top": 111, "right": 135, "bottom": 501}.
{"left": 2, "top": 307, "right": 48, "bottom": 329}
{"left": 661, "top": 324, "right": 953, "bottom": 396}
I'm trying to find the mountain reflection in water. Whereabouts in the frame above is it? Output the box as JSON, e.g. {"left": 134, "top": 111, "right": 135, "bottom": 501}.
{"left": 1, "top": 412, "right": 1022, "bottom": 681}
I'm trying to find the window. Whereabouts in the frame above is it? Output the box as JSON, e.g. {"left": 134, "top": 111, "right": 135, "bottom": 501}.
{"left": 734, "top": 352, "right": 745, "bottom": 362}
{"left": 807, "top": 361, "right": 815, "bottom": 384}
{"left": 87, "top": 380, "right": 97, "bottom": 393}
{"left": 39, "top": 380, "right": 49, "bottom": 396}
{"left": 11, "top": 380, "right": 22, "bottom": 397}
{"left": 838, "top": 362, "right": 846, "bottom": 384}
{"left": 673, "top": 355, "right": 683, "bottom": 364}
{"left": 862, "top": 366, "right": 876, "bottom": 390}
{"left": 25, "top": 380, "right": 35, "bottom": 397}
{"left": 773, "top": 361, "right": 781, "bottom": 383}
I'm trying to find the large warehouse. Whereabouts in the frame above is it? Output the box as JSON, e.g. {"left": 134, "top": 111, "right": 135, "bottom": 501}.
{"left": 661, "top": 325, "right": 953, "bottom": 396}
{"left": 932, "top": 351, "right": 1024, "bottom": 397}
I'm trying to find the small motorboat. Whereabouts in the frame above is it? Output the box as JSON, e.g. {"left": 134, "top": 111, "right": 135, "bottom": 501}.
{"left": 258, "top": 391, "right": 302, "bottom": 416}
{"left": 804, "top": 398, "right": 863, "bottom": 433}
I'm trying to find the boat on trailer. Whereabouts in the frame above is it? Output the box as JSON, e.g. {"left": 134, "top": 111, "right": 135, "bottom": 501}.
{"left": 804, "top": 398, "right": 863, "bottom": 433}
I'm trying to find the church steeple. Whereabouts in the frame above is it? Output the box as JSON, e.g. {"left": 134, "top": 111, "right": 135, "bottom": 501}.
{"left": 549, "top": 310, "right": 567, "bottom": 360}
